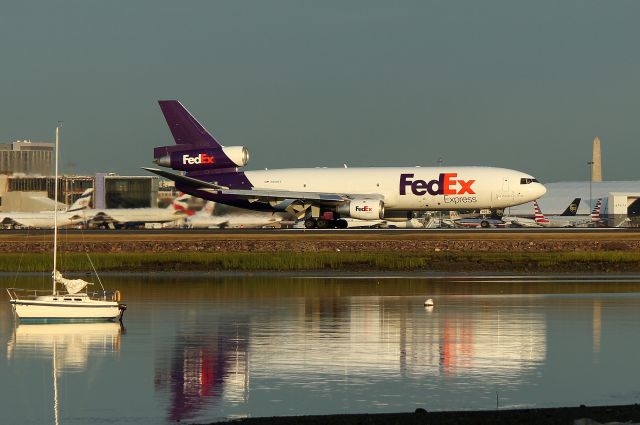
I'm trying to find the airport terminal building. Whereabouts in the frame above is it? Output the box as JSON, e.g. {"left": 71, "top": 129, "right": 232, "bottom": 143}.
{"left": 0, "top": 140, "right": 53, "bottom": 175}
{"left": 0, "top": 139, "right": 160, "bottom": 212}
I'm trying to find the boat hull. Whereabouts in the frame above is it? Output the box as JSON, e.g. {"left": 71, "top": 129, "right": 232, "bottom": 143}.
{"left": 10, "top": 299, "right": 122, "bottom": 321}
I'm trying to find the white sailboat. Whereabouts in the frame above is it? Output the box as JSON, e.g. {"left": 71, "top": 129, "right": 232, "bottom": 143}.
{"left": 6, "top": 125, "right": 126, "bottom": 321}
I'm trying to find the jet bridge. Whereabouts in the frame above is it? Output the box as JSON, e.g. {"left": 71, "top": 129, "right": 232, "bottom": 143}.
{"left": 607, "top": 192, "right": 640, "bottom": 227}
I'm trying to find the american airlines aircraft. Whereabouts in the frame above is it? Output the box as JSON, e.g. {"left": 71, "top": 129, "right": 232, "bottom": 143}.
{"left": 0, "top": 188, "right": 93, "bottom": 229}
{"left": 145, "top": 101, "right": 546, "bottom": 229}
{"left": 533, "top": 198, "right": 602, "bottom": 228}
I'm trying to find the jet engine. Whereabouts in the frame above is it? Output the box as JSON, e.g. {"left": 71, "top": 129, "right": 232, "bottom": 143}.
{"left": 221, "top": 146, "right": 250, "bottom": 167}
{"left": 336, "top": 199, "right": 384, "bottom": 220}
{"left": 153, "top": 145, "right": 249, "bottom": 171}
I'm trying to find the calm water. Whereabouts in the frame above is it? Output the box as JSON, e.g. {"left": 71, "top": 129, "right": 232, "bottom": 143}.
{"left": 2, "top": 273, "right": 640, "bottom": 424}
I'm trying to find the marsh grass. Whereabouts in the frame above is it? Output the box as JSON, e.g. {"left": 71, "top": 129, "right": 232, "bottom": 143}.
{"left": 1, "top": 250, "right": 639, "bottom": 272}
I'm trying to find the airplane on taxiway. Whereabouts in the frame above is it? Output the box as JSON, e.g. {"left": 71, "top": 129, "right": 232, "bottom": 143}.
{"left": 185, "top": 201, "right": 286, "bottom": 229}
{"left": 144, "top": 100, "right": 546, "bottom": 229}
{"left": 0, "top": 188, "right": 93, "bottom": 229}
{"left": 85, "top": 193, "right": 191, "bottom": 229}
{"left": 533, "top": 198, "right": 602, "bottom": 228}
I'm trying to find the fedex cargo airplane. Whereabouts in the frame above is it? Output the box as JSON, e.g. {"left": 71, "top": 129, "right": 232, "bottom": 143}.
{"left": 145, "top": 101, "right": 546, "bottom": 229}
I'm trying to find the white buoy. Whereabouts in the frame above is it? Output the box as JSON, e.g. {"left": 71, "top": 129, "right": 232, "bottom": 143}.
{"left": 424, "top": 298, "right": 434, "bottom": 307}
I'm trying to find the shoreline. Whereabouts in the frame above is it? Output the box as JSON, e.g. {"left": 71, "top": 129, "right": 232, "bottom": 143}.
{"left": 1, "top": 250, "right": 640, "bottom": 273}
{"left": 209, "top": 404, "right": 640, "bottom": 425}
{"left": 1, "top": 230, "right": 639, "bottom": 273}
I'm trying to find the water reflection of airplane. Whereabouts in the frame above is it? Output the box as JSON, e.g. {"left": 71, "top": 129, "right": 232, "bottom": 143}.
{"left": 153, "top": 296, "right": 547, "bottom": 420}
{"left": 154, "top": 322, "right": 250, "bottom": 422}
{"left": 245, "top": 298, "right": 546, "bottom": 378}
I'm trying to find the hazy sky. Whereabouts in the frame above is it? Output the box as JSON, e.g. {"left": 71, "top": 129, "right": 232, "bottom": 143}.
{"left": 1, "top": 1, "right": 639, "bottom": 182}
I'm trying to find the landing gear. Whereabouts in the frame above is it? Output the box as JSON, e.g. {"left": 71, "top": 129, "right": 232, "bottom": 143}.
{"left": 303, "top": 216, "right": 348, "bottom": 229}
{"left": 303, "top": 218, "right": 348, "bottom": 229}
{"left": 316, "top": 219, "right": 331, "bottom": 229}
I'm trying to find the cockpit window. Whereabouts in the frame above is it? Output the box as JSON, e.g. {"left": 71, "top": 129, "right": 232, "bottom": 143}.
{"left": 520, "top": 178, "right": 539, "bottom": 184}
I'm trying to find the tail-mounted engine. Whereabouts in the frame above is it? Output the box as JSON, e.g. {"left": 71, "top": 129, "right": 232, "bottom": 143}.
{"left": 336, "top": 199, "right": 384, "bottom": 220}
{"left": 154, "top": 145, "right": 249, "bottom": 171}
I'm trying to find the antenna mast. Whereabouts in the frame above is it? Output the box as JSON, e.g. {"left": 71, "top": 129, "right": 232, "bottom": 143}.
{"left": 52, "top": 124, "right": 61, "bottom": 294}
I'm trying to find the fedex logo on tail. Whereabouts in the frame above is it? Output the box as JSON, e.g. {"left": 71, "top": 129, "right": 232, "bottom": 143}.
{"left": 182, "top": 153, "right": 215, "bottom": 165}
{"left": 400, "top": 173, "right": 475, "bottom": 196}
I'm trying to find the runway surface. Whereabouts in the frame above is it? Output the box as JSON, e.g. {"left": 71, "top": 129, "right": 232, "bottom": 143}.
{"left": 0, "top": 227, "right": 639, "bottom": 243}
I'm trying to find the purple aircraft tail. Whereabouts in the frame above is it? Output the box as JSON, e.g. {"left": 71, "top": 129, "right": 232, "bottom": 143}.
{"left": 154, "top": 100, "right": 250, "bottom": 174}
{"left": 158, "top": 100, "right": 221, "bottom": 147}
{"left": 149, "top": 100, "right": 254, "bottom": 197}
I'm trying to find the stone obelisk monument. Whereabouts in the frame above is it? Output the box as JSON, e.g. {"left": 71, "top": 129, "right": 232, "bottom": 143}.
{"left": 592, "top": 137, "right": 602, "bottom": 182}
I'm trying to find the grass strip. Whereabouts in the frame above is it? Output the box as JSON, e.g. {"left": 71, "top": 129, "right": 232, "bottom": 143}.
{"left": 1, "top": 251, "right": 640, "bottom": 273}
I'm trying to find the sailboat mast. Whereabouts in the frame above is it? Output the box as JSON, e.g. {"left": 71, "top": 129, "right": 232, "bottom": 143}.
{"left": 53, "top": 125, "right": 60, "bottom": 295}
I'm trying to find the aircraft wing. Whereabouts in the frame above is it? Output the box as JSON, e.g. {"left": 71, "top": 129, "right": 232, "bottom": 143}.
{"left": 87, "top": 212, "right": 119, "bottom": 224}
{"left": 200, "top": 188, "right": 346, "bottom": 203}
{"left": 143, "top": 167, "right": 229, "bottom": 190}
{"left": 143, "top": 167, "right": 382, "bottom": 204}
{"left": 1, "top": 217, "right": 22, "bottom": 227}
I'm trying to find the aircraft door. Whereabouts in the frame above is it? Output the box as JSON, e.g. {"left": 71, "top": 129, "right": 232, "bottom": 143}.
{"left": 502, "top": 177, "right": 509, "bottom": 193}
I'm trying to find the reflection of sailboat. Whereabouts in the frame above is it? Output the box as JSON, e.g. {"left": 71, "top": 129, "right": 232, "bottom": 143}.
{"left": 7, "top": 322, "right": 124, "bottom": 371}
{"left": 7, "top": 322, "right": 124, "bottom": 425}
{"left": 6, "top": 125, "right": 126, "bottom": 321}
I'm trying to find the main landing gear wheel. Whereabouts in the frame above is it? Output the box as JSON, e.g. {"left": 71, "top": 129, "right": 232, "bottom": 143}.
{"left": 304, "top": 218, "right": 317, "bottom": 229}
{"left": 336, "top": 219, "right": 348, "bottom": 229}
{"left": 316, "top": 219, "right": 330, "bottom": 229}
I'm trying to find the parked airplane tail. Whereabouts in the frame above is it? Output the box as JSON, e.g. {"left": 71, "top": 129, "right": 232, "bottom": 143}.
{"left": 533, "top": 201, "right": 550, "bottom": 225}
{"left": 591, "top": 198, "right": 603, "bottom": 222}
{"left": 170, "top": 193, "right": 193, "bottom": 215}
{"left": 67, "top": 188, "right": 94, "bottom": 212}
{"left": 154, "top": 100, "right": 249, "bottom": 173}
{"left": 202, "top": 201, "right": 216, "bottom": 216}
{"left": 560, "top": 198, "right": 581, "bottom": 216}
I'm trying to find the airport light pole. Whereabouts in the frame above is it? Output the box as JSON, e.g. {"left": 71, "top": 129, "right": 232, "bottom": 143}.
{"left": 436, "top": 158, "right": 444, "bottom": 224}
{"left": 587, "top": 161, "right": 594, "bottom": 210}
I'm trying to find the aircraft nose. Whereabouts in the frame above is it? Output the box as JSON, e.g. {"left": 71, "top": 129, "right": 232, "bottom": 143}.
{"left": 534, "top": 182, "right": 547, "bottom": 198}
